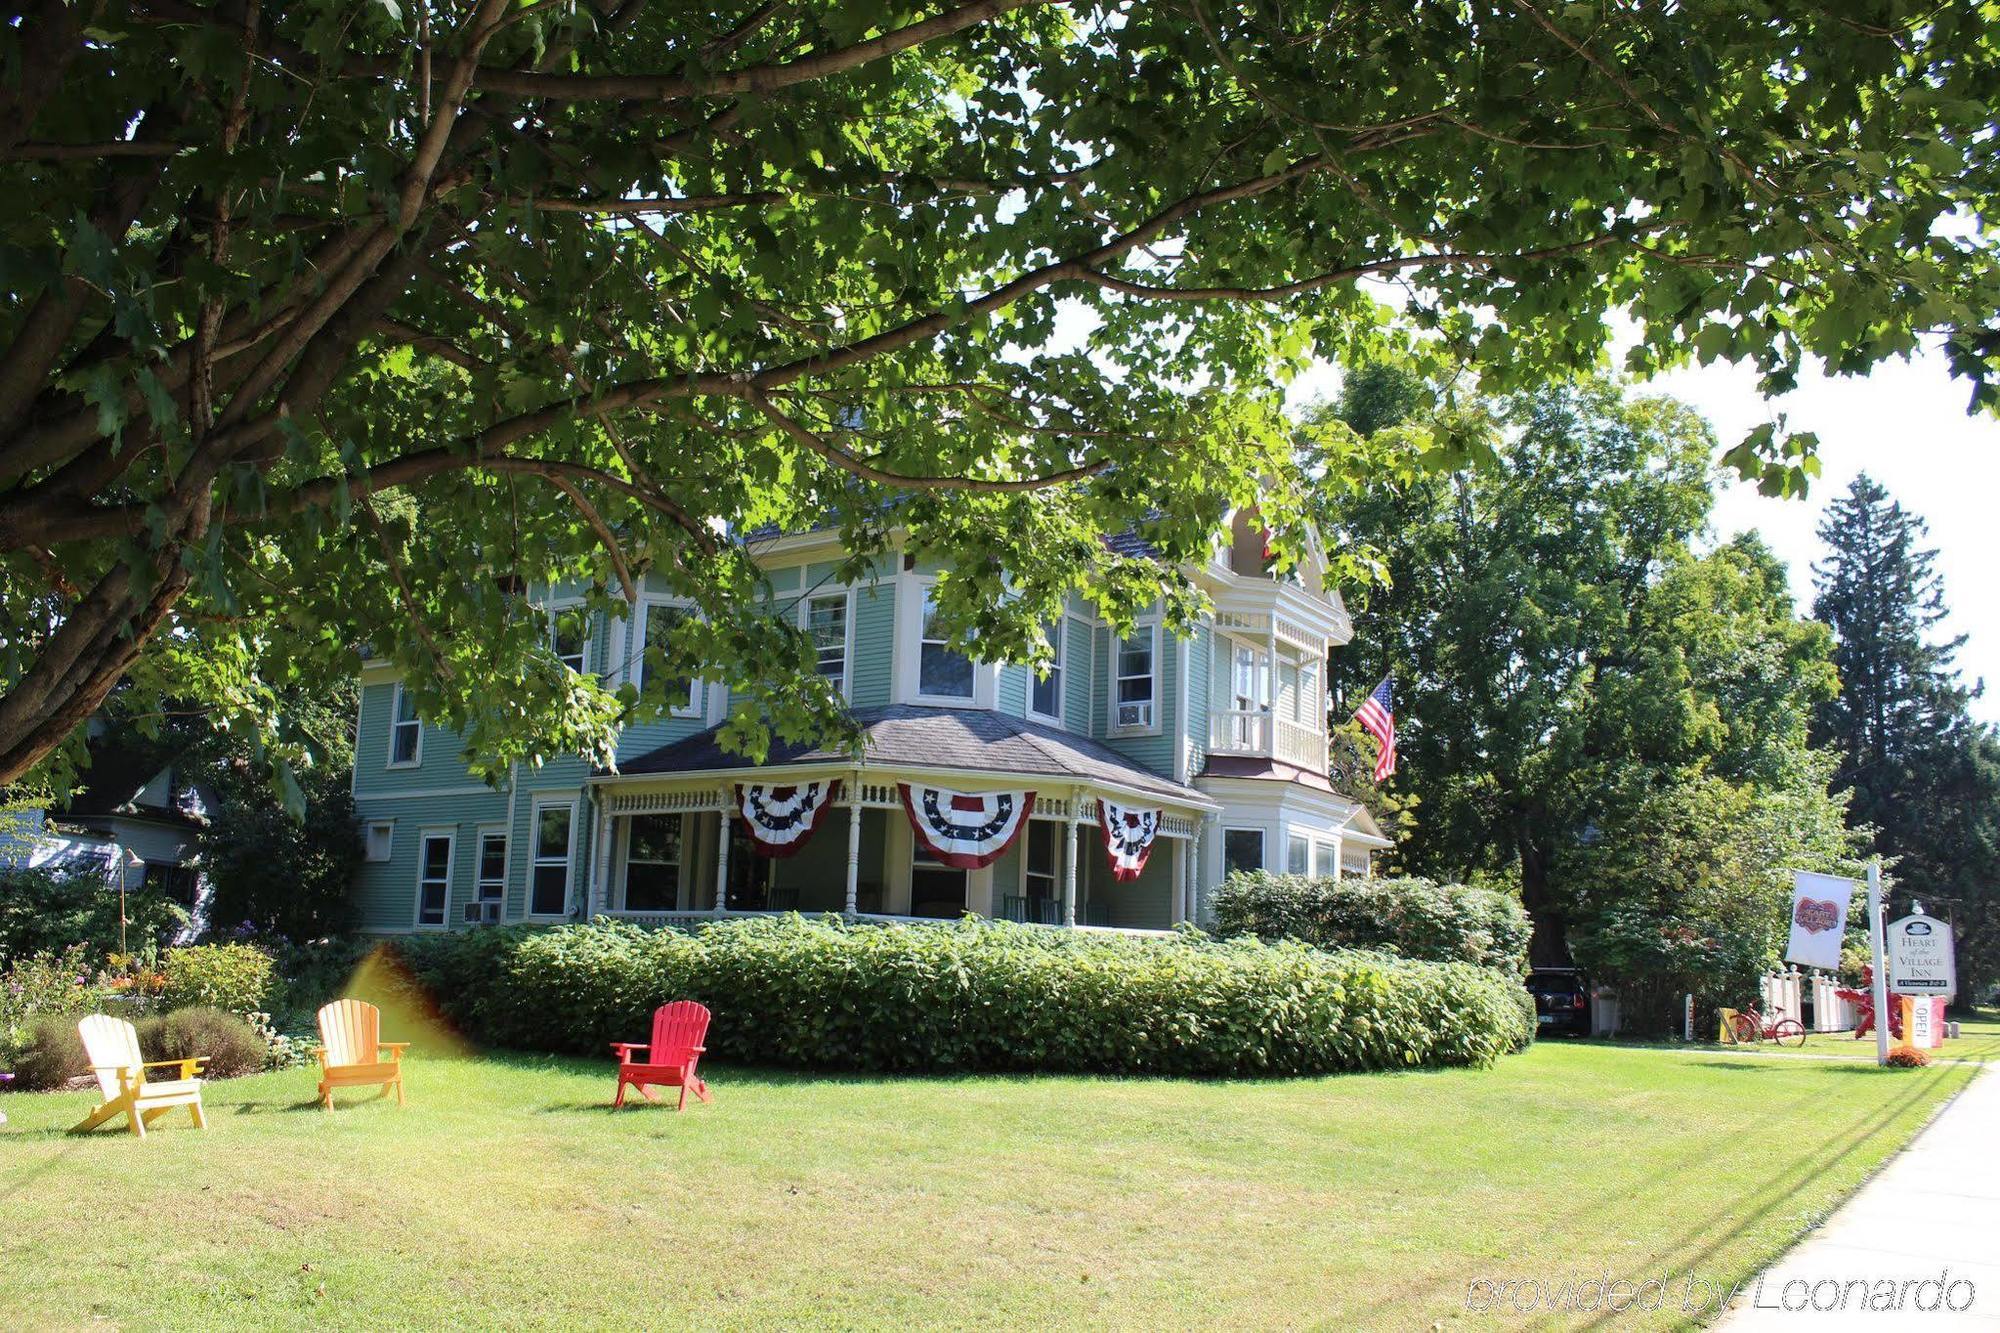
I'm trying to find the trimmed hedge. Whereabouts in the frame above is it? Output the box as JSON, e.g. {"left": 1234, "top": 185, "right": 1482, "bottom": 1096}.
{"left": 390, "top": 916, "right": 1535, "bottom": 1077}
{"left": 1213, "top": 873, "right": 1531, "bottom": 975}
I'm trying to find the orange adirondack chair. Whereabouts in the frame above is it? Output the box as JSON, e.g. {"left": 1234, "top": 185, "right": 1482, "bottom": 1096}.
{"left": 611, "top": 1001, "right": 713, "bottom": 1110}
{"left": 316, "top": 998, "right": 408, "bottom": 1108}
{"left": 70, "top": 1013, "right": 207, "bottom": 1138}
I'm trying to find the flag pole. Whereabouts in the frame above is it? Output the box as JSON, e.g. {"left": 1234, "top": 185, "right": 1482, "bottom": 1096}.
{"left": 1867, "top": 859, "right": 1890, "bottom": 1067}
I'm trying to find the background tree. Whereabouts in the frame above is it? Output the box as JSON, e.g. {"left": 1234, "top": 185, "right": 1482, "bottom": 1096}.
{"left": 1326, "top": 372, "right": 1845, "bottom": 967}
{"left": 1810, "top": 476, "right": 2000, "bottom": 999}
{"left": 4, "top": 1, "right": 2000, "bottom": 795}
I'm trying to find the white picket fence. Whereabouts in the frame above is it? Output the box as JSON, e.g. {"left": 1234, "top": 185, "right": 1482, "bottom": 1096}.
{"left": 1757, "top": 967, "right": 1857, "bottom": 1033}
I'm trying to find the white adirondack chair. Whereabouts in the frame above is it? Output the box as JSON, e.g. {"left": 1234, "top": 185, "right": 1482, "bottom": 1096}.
{"left": 69, "top": 1014, "right": 208, "bottom": 1138}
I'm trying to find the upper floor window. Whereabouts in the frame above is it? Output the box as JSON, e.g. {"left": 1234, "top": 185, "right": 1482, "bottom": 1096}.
{"left": 389, "top": 684, "right": 422, "bottom": 767}
{"left": 549, "top": 605, "right": 590, "bottom": 674}
{"left": 1111, "top": 624, "right": 1158, "bottom": 732}
{"left": 639, "top": 601, "right": 700, "bottom": 716}
{"left": 918, "top": 586, "right": 974, "bottom": 700}
{"left": 1030, "top": 617, "right": 1063, "bottom": 721}
{"left": 805, "top": 592, "right": 848, "bottom": 695}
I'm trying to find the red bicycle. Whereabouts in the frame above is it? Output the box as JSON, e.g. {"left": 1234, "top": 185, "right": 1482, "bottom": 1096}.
{"left": 1730, "top": 1004, "right": 1807, "bottom": 1048}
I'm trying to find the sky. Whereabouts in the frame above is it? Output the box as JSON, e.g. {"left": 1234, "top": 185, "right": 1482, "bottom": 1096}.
{"left": 1286, "top": 340, "right": 2000, "bottom": 723}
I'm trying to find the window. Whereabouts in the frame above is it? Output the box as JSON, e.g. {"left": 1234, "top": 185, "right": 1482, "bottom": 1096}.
{"left": 1222, "top": 828, "right": 1265, "bottom": 878}
{"left": 415, "top": 831, "right": 453, "bottom": 928}
{"left": 389, "top": 684, "right": 421, "bottom": 766}
{"left": 1314, "top": 840, "right": 1339, "bottom": 878}
{"left": 1287, "top": 833, "right": 1309, "bottom": 876}
{"left": 1030, "top": 618, "right": 1063, "bottom": 720}
{"left": 918, "top": 585, "right": 974, "bottom": 699}
{"left": 639, "top": 602, "right": 698, "bottom": 714}
{"left": 1113, "top": 625, "right": 1157, "bottom": 731}
{"left": 909, "top": 843, "right": 967, "bottom": 919}
{"left": 471, "top": 829, "right": 506, "bottom": 923}
{"left": 805, "top": 592, "right": 848, "bottom": 695}
{"left": 727, "top": 822, "right": 775, "bottom": 909}
{"left": 622, "top": 814, "right": 682, "bottom": 912}
{"left": 1024, "top": 821, "right": 1059, "bottom": 902}
{"left": 1297, "top": 660, "right": 1321, "bottom": 726}
{"left": 530, "top": 801, "right": 574, "bottom": 917}
{"left": 549, "top": 605, "right": 590, "bottom": 674}
{"left": 363, "top": 822, "right": 394, "bottom": 863}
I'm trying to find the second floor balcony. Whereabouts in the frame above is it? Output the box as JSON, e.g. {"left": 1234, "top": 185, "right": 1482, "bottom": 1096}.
{"left": 1208, "top": 708, "right": 1329, "bottom": 773}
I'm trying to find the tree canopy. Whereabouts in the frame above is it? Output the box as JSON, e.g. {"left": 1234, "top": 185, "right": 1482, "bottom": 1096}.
{"left": 1325, "top": 371, "right": 1846, "bottom": 965}
{"left": 4, "top": 0, "right": 1999, "bottom": 790}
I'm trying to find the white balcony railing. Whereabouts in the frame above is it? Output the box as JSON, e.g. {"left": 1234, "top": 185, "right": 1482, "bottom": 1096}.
{"left": 1208, "top": 709, "right": 1328, "bottom": 773}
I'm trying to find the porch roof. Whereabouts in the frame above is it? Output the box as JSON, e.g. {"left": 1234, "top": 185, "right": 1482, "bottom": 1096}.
{"left": 609, "top": 704, "right": 1207, "bottom": 805}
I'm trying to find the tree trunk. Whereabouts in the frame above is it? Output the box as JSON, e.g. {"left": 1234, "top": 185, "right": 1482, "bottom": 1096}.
{"left": 1519, "top": 834, "right": 1571, "bottom": 966}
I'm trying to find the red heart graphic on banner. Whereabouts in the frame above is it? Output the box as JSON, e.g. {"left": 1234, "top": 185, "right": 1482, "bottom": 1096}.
{"left": 1794, "top": 898, "right": 1841, "bottom": 934}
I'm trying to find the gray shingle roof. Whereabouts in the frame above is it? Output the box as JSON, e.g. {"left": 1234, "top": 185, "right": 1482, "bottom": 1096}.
{"left": 611, "top": 705, "right": 1203, "bottom": 803}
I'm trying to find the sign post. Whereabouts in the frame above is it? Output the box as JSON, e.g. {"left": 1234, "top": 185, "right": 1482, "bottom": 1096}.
{"left": 1867, "top": 860, "right": 1890, "bottom": 1067}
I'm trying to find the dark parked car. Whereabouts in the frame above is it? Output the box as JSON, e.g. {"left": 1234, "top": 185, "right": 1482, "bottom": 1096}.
{"left": 1527, "top": 968, "right": 1591, "bottom": 1036}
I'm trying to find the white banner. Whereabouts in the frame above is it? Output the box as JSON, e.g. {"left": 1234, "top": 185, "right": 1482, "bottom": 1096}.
{"left": 1784, "top": 871, "right": 1855, "bottom": 971}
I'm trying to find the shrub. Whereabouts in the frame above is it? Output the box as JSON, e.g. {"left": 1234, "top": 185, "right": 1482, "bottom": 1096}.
{"left": 393, "top": 916, "right": 1536, "bottom": 1077}
{"left": 1885, "top": 1045, "right": 1932, "bottom": 1069}
{"left": 139, "top": 1007, "right": 268, "bottom": 1079}
{"left": 159, "top": 943, "right": 273, "bottom": 1016}
{"left": 1213, "top": 873, "right": 1531, "bottom": 974}
{"left": 1, "top": 946, "right": 110, "bottom": 1066}
{"left": 11, "top": 1014, "right": 94, "bottom": 1089}
{"left": 0, "top": 861, "right": 188, "bottom": 962}
{"left": 267, "top": 936, "right": 377, "bottom": 1027}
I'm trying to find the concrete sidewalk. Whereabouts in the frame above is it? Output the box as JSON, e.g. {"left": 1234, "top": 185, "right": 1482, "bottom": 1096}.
{"left": 1724, "top": 1065, "right": 1998, "bottom": 1328}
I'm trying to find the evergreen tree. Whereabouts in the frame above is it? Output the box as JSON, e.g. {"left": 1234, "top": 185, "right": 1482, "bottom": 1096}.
{"left": 1810, "top": 474, "right": 1976, "bottom": 820}
{"left": 1811, "top": 476, "right": 1998, "bottom": 998}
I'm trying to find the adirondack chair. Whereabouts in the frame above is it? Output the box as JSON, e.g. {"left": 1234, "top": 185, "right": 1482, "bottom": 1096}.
{"left": 610, "top": 1001, "right": 713, "bottom": 1110}
{"left": 69, "top": 1014, "right": 207, "bottom": 1138}
{"left": 316, "top": 998, "right": 409, "bottom": 1108}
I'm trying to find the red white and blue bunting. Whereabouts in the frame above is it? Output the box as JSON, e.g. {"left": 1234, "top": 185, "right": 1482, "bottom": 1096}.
{"left": 735, "top": 780, "right": 841, "bottom": 858}
{"left": 1098, "top": 798, "right": 1161, "bottom": 881}
{"left": 899, "top": 783, "right": 1034, "bottom": 869}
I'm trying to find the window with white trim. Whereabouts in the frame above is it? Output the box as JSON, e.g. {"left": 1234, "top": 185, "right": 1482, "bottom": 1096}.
{"left": 1111, "top": 624, "right": 1158, "bottom": 731}
{"left": 415, "top": 830, "right": 453, "bottom": 928}
{"left": 805, "top": 592, "right": 848, "bottom": 695}
{"left": 471, "top": 829, "right": 506, "bottom": 923}
{"left": 1296, "top": 660, "right": 1321, "bottom": 726}
{"left": 638, "top": 601, "right": 699, "bottom": 715}
{"left": 1024, "top": 820, "right": 1059, "bottom": 902}
{"left": 621, "top": 813, "right": 682, "bottom": 912}
{"left": 1286, "top": 833, "right": 1309, "bottom": 876}
{"left": 1030, "top": 617, "right": 1063, "bottom": 721}
{"left": 917, "top": 585, "right": 974, "bottom": 700}
{"left": 1314, "top": 840, "right": 1339, "bottom": 878}
{"left": 529, "top": 800, "right": 575, "bottom": 917}
{"left": 549, "top": 605, "right": 590, "bottom": 674}
{"left": 363, "top": 822, "right": 394, "bottom": 863}
{"left": 1222, "top": 828, "right": 1265, "bottom": 877}
{"left": 388, "top": 684, "right": 421, "bottom": 767}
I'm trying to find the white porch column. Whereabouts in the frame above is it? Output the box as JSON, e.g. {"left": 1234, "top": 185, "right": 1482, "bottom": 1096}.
{"left": 714, "top": 803, "right": 730, "bottom": 915}
{"left": 1266, "top": 621, "right": 1280, "bottom": 749}
{"left": 1062, "top": 793, "right": 1080, "bottom": 928}
{"left": 844, "top": 771, "right": 863, "bottom": 916}
{"left": 592, "top": 803, "right": 616, "bottom": 916}
{"left": 1169, "top": 837, "right": 1186, "bottom": 926}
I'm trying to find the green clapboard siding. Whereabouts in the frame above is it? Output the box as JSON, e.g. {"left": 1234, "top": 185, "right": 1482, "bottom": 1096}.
{"left": 351, "top": 790, "right": 511, "bottom": 932}
{"left": 850, "top": 578, "right": 895, "bottom": 708}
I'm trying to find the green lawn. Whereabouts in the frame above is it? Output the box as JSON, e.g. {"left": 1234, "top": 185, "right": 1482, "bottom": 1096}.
{"left": 0, "top": 1034, "right": 1982, "bottom": 1330}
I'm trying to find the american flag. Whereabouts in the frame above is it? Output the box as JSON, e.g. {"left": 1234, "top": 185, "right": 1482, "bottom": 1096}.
{"left": 1354, "top": 676, "right": 1397, "bottom": 782}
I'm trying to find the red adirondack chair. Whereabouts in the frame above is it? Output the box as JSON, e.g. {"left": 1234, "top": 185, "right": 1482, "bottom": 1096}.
{"left": 610, "top": 1001, "right": 713, "bottom": 1110}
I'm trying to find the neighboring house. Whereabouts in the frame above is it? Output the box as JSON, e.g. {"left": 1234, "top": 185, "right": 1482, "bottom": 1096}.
{"left": 0, "top": 730, "right": 211, "bottom": 908}
{"left": 349, "top": 511, "right": 1391, "bottom": 935}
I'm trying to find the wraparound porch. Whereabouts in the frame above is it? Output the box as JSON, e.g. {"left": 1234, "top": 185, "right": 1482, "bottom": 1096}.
{"left": 582, "top": 775, "right": 1210, "bottom": 934}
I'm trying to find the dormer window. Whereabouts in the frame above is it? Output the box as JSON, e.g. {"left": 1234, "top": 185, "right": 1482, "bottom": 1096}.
{"left": 918, "top": 586, "right": 974, "bottom": 700}
{"left": 1111, "top": 624, "right": 1158, "bottom": 733}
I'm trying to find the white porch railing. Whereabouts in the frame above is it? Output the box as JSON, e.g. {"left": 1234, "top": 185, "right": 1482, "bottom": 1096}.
{"left": 1208, "top": 709, "right": 1328, "bottom": 773}
{"left": 594, "top": 908, "right": 1174, "bottom": 937}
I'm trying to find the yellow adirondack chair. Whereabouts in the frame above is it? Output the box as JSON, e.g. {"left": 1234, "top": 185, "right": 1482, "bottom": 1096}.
{"left": 69, "top": 1013, "right": 207, "bottom": 1138}
{"left": 316, "top": 999, "right": 408, "bottom": 1108}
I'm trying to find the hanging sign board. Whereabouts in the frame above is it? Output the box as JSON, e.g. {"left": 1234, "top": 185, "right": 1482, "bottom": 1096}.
{"left": 1784, "top": 871, "right": 1855, "bottom": 971}
{"left": 1887, "top": 912, "right": 1956, "bottom": 998}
